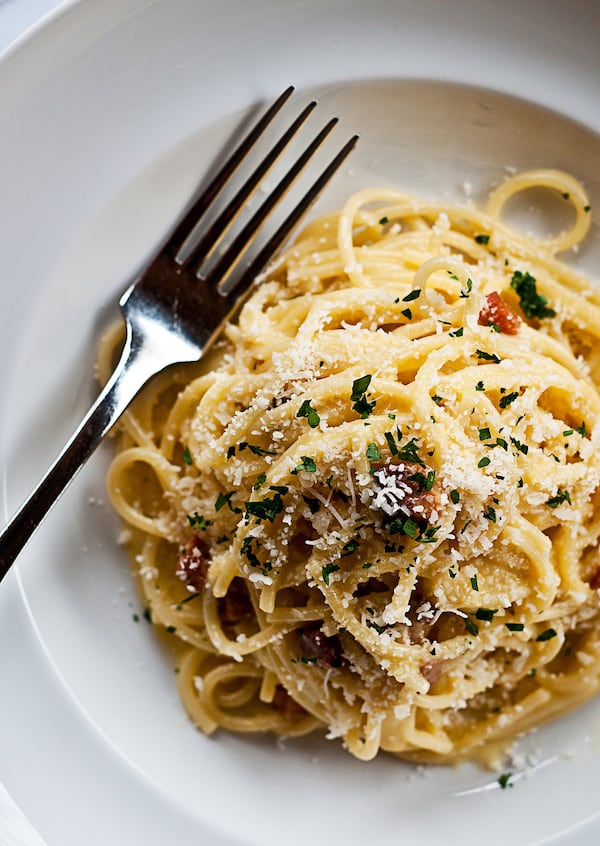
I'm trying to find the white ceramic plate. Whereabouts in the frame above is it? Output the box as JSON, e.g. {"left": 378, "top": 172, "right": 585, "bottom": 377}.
{"left": 2, "top": 1, "right": 600, "bottom": 844}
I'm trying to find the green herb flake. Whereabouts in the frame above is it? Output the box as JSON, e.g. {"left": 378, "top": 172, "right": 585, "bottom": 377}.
{"left": 479, "top": 427, "right": 491, "bottom": 441}
{"left": 449, "top": 327, "right": 464, "bottom": 338}
{"left": 296, "top": 399, "right": 320, "bottom": 428}
{"left": 506, "top": 622, "right": 524, "bottom": 631}
{"left": 292, "top": 456, "right": 317, "bottom": 474}
{"left": 536, "top": 627, "right": 557, "bottom": 642}
{"left": 476, "top": 349, "right": 501, "bottom": 363}
{"left": 401, "top": 308, "right": 412, "bottom": 320}
{"left": 510, "top": 437, "right": 529, "bottom": 455}
{"left": 351, "top": 374, "right": 376, "bottom": 418}
{"left": 470, "top": 574, "right": 479, "bottom": 591}
{"left": 460, "top": 278, "right": 474, "bottom": 298}
{"left": 187, "top": 512, "right": 212, "bottom": 530}
{"left": 476, "top": 608, "right": 497, "bottom": 621}
{"left": 465, "top": 618, "right": 479, "bottom": 637}
{"left": 546, "top": 489, "right": 572, "bottom": 508}
{"left": 247, "top": 443, "right": 276, "bottom": 457}
{"left": 475, "top": 380, "right": 485, "bottom": 392}
{"left": 397, "top": 437, "right": 425, "bottom": 467}
{"left": 499, "top": 391, "right": 519, "bottom": 409}
{"left": 322, "top": 562, "right": 341, "bottom": 586}
{"left": 475, "top": 234, "right": 490, "bottom": 245}
{"left": 510, "top": 270, "right": 556, "bottom": 320}
{"left": 484, "top": 505, "right": 497, "bottom": 522}
{"left": 182, "top": 447, "right": 193, "bottom": 466}
{"left": 576, "top": 420, "right": 588, "bottom": 438}
{"left": 366, "top": 442, "right": 381, "bottom": 463}
{"left": 379, "top": 215, "right": 389, "bottom": 225}
{"left": 498, "top": 773, "right": 513, "bottom": 790}
{"left": 215, "top": 491, "right": 235, "bottom": 512}
{"left": 245, "top": 493, "right": 284, "bottom": 523}
{"left": 478, "top": 456, "right": 491, "bottom": 468}
{"left": 402, "top": 289, "right": 421, "bottom": 302}
{"left": 450, "top": 489, "right": 460, "bottom": 504}
{"left": 384, "top": 431, "right": 399, "bottom": 455}
{"left": 253, "top": 473, "right": 267, "bottom": 490}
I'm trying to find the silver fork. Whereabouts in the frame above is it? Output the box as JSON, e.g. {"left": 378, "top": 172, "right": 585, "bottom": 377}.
{"left": 0, "top": 87, "right": 358, "bottom": 581}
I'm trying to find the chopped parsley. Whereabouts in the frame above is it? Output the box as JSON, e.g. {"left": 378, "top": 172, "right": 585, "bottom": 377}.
{"left": 351, "top": 374, "right": 376, "bottom": 418}
{"left": 546, "top": 489, "right": 572, "bottom": 508}
{"left": 245, "top": 493, "right": 284, "bottom": 523}
{"left": 476, "top": 349, "right": 501, "bottom": 363}
{"left": 450, "top": 489, "right": 460, "bottom": 504}
{"left": 475, "top": 380, "right": 485, "bottom": 392}
{"left": 460, "top": 278, "right": 473, "bottom": 298}
{"left": 476, "top": 608, "right": 497, "bottom": 621}
{"left": 510, "top": 270, "right": 556, "bottom": 319}
{"left": 182, "top": 446, "right": 193, "bottom": 466}
{"left": 506, "top": 622, "right": 524, "bottom": 631}
{"left": 475, "top": 233, "right": 490, "bottom": 245}
{"left": 498, "top": 773, "right": 513, "bottom": 790}
{"left": 187, "top": 512, "right": 212, "bottom": 530}
{"left": 483, "top": 505, "right": 497, "bottom": 522}
{"left": 536, "top": 627, "right": 557, "bottom": 642}
{"left": 470, "top": 574, "right": 479, "bottom": 591}
{"left": 499, "top": 391, "right": 519, "bottom": 409}
{"left": 479, "top": 427, "right": 491, "bottom": 441}
{"left": 418, "top": 525, "right": 441, "bottom": 544}
{"left": 366, "top": 442, "right": 381, "bottom": 463}
{"left": 215, "top": 491, "right": 236, "bottom": 512}
{"left": 292, "top": 456, "right": 317, "bottom": 474}
{"left": 409, "top": 470, "right": 436, "bottom": 492}
{"left": 510, "top": 437, "right": 529, "bottom": 455}
{"left": 322, "top": 562, "right": 340, "bottom": 586}
{"left": 478, "top": 456, "right": 491, "bottom": 468}
{"left": 402, "top": 289, "right": 421, "bottom": 302}
{"left": 296, "top": 399, "right": 320, "bottom": 428}
{"left": 253, "top": 473, "right": 267, "bottom": 490}
{"left": 397, "top": 437, "right": 425, "bottom": 466}
{"left": 465, "top": 618, "right": 479, "bottom": 637}
{"left": 384, "top": 431, "right": 399, "bottom": 455}
{"left": 401, "top": 308, "right": 412, "bottom": 320}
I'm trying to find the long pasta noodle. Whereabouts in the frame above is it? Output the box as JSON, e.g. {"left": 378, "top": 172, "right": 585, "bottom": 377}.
{"left": 102, "top": 169, "right": 600, "bottom": 763}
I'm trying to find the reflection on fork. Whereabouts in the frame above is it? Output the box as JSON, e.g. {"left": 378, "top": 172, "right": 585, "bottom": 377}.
{"left": 0, "top": 86, "right": 358, "bottom": 580}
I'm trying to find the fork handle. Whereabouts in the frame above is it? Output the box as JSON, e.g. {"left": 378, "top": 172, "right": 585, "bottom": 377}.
{"left": 0, "top": 331, "right": 167, "bottom": 583}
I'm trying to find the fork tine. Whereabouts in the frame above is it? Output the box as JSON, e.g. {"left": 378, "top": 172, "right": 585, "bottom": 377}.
{"left": 224, "top": 134, "right": 359, "bottom": 296}
{"left": 177, "top": 99, "right": 318, "bottom": 269}
{"left": 162, "top": 86, "right": 295, "bottom": 260}
{"left": 197, "top": 117, "right": 341, "bottom": 288}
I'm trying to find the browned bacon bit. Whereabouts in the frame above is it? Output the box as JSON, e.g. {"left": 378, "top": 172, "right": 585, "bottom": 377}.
{"left": 175, "top": 534, "right": 210, "bottom": 592}
{"left": 478, "top": 291, "right": 521, "bottom": 335}
{"left": 373, "top": 463, "right": 439, "bottom": 526}
{"left": 297, "top": 626, "right": 344, "bottom": 669}
{"left": 420, "top": 660, "right": 446, "bottom": 687}
{"left": 272, "top": 685, "right": 307, "bottom": 721}
{"left": 217, "top": 578, "right": 253, "bottom": 626}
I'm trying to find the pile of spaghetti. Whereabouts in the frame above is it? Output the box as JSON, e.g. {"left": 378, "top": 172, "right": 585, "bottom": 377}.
{"left": 102, "top": 168, "right": 600, "bottom": 763}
